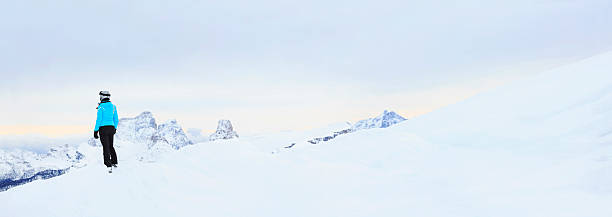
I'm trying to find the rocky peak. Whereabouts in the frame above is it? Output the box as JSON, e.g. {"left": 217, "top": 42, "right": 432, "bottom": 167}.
{"left": 351, "top": 110, "right": 407, "bottom": 131}
{"left": 152, "top": 119, "right": 193, "bottom": 150}
{"left": 209, "top": 120, "right": 239, "bottom": 141}
{"left": 116, "top": 111, "right": 158, "bottom": 144}
{"left": 117, "top": 111, "right": 192, "bottom": 150}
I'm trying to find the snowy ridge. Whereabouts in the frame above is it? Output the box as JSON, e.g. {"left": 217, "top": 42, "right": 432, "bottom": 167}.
{"left": 278, "top": 123, "right": 353, "bottom": 150}
{"left": 0, "top": 144, "right": 84, "bottom": 191}
{"left": 283, "top": 111, "right": 406, "bottom": 149}
{"left": 351, "top": 110, "right": 407, "bottom": 131}
{"left": 299, "top": 111, "right": 406, "bottom": 146}
{"left": 306, "top": 129, "right": 352, "bottom": 145}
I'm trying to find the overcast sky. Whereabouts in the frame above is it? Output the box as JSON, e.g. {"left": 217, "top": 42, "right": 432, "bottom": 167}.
{"left": 1, "top": 0, "right": 611, "bottom": 136}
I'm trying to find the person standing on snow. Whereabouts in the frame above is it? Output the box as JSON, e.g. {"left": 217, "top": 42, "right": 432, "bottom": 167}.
{"left": 94, "top": 91, "right": 119, "bottom": 172}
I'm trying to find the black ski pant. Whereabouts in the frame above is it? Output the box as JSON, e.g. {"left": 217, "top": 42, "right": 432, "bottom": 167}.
{"left": 99, "top": 126, "right": 118, "bottom": 167}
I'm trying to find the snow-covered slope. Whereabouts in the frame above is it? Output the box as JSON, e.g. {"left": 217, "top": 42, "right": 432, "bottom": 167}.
{"left": 351, "top": 110, "right": 407, "bottom": 131}
{"left": 394, "top": 51, "right": 612, "bottom": 148}
{"left": 2, "top": 52, "right": 612, "bottom": 216}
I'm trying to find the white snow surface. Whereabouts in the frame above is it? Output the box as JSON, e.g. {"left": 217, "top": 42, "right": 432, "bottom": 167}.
{"left": 2, "top": 52, "right": 612, "bottom": 216}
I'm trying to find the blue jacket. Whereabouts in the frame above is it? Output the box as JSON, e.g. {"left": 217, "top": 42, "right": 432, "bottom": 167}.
{"left": 95, "top": 101, "right": 118, "bottom": 131}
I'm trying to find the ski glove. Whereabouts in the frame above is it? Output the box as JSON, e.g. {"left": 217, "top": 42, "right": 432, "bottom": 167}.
{"left": 94, "top": 131, "right": 99, "bottom": 139}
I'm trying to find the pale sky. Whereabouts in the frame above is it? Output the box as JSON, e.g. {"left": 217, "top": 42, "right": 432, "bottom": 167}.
{"left": 1, "top": 0, "right": 611, "bottom": 136}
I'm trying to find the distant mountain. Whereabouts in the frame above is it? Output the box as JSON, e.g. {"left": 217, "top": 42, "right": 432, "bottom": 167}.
{"left": 284, "top": 110, "right": 407, "bottom": 149}
{"left": 117, "top": 111, "right": 193, "bottom": 150}
{"left": 283, "top": 111, "right": 406, "bottom": 149}
{"left": 351, "top": 110, "right": 407, "bottom": 131}
{"left": 116, "top": 111, "right": 158, "bottom": 145}
{"left": 0, "top": 144, "right": 84, "bottom": 191}
{"left": 186, "top": 128, "right": 209, "bottom": 143}
{"left": 209, "top": 120, "right": 239, "bottom": 141}
{"left": 306, "top": 110, "right": 406, "bottom": 145}
{"left": 152, "top": 119, "right": 193, "bottom": 150}
{"left": 117, "top": 112, "right": 193, "bottom": 161}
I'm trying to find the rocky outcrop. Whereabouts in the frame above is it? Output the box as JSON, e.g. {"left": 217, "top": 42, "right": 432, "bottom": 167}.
{"left": 209, "top": 120, "right": 239, "bottom": 141}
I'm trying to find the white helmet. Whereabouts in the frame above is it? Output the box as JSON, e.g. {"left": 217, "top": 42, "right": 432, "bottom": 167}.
{"left": 99, "top": 90, "right": 111, "bottom": 101}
